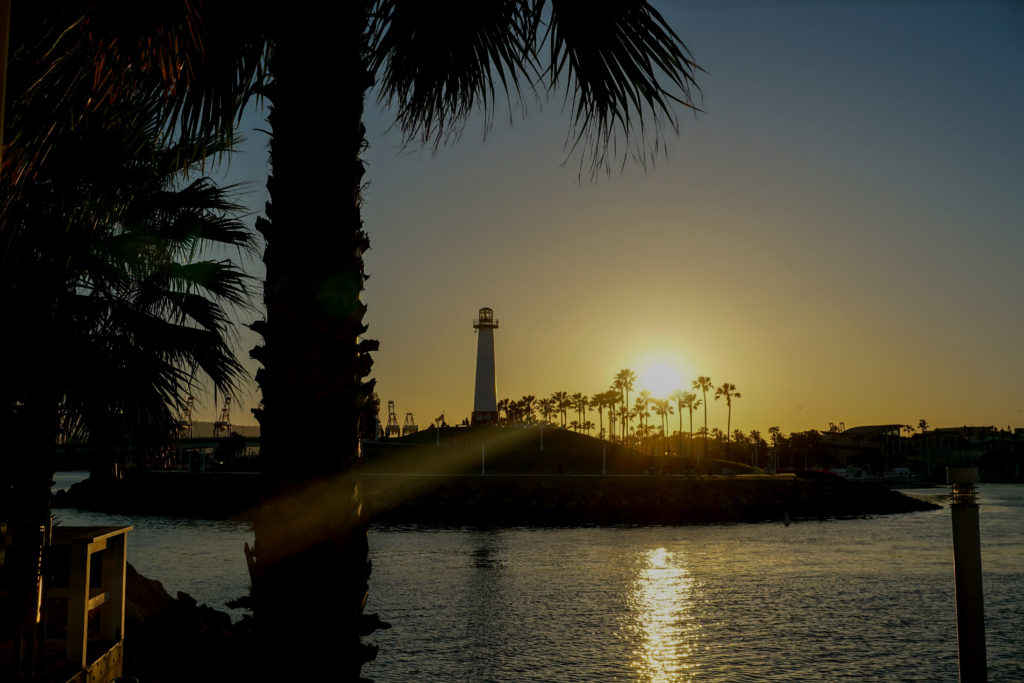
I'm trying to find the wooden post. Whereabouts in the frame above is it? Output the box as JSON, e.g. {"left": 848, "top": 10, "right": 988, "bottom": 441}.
{"left": 66, "top": 541, "right": 90, "bottom": 668}
{"left": 100, "top": 533, "right": 127, "bottom": 642}
{"left": 948, "top": 467, "right": 987, "bottom": 682}
{"left": 58, "top": 526, "right": 132, "bottom": 673}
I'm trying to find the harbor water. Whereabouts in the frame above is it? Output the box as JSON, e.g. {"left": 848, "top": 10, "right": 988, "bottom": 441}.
{"left": 52, "top": 474, "right": 1024, "bottom": 681}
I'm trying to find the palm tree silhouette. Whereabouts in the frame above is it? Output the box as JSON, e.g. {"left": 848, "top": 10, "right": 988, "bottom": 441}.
{"left": 1, "top": 76, "right": 256, "bottom": 669}
{"left": 653, "top": 398, "right": 672, "bottom": 451}
{"left": 8, "top": 3, "right": 702, "bottom": 678}
{"left": 537, "top": 396, "right": 556, "bottom": 425}
{"left": 714, "top": 382, "right": 741, "bottom": 457}
{"left": 591, "top": 392, "right": 608, "bottom": 439}
{"left": 683, "top": 392, "right": 700, "bottom": 458}
{"left": 571, "top": 392, "right": 587, "bottom": 430}
{"left": 551, "top": 391, "right": 571, "bottom": 427}
{"left": 669, "top": 389, "right": 686, "bottom": 457}
{"left": 615, "top": 369, "right": 637, "bottom": 443}
{"left": 520, "top": 395, "right": 536, "bottom": 423}
{"left": 748, "top": 429, "right": 763, "bottom": 467}
{"left": 693, "top": 376, "right": 713, "bottom": 462}
{"left": 604, "top": 389, "right": 618, "bottom": 441}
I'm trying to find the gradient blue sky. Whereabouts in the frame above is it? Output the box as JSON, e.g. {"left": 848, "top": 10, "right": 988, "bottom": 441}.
{"left": 212, "top": 0, "right": 1023, "bottom": 435}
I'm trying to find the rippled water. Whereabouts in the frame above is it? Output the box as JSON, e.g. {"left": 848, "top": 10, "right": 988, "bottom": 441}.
{"left": 364, "top": 486, "right": 1023, "bottom": 682}
{"left": 52, "top": 474, "right": 1023, "bottom": 681}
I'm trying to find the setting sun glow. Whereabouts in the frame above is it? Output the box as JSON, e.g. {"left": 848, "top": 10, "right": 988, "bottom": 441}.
{"left": 640, "top": 363, "right": 682, "bottom": 399}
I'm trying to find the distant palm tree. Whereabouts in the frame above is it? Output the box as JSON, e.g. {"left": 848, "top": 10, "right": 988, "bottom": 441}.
{"left": 605, "top": 391, "right": 618, "bottom": 441}
{"left": 748, "top": 429, "right": 763, "bottom": 467}
{"left": 579, "top": 394, "right": 592, "bottom": 429}
{"left": 917, "top": 419, "right": 930, "bottom": 433}
{"left": 714, "top": 382, "right": 741, "bottom": 456}
{"left": 497, "top": 398, "right": 511, "bottom": 424}
{"left": 638, "top": 389, "right": 652, "bottom": 434}
{"left": 552, "top": 391, "right": 571, "bottom": 427}
{"left": 520, "top": 395, "right": 536, "bottom": 423}
{"left": 663, "top": 399, "right": 675, "bottom": 443}
{"left": 682, "top": 392, "right": 700, "bottom": 457}
{"left": 693, "top": 376, "right": 713, "bottom": 462}
{"left": 669, "top": 389, "right": 686, "bottom": 457}
{"left": 615, "top": 369, "right": 636, "bottom": 442}
{"left": 538, "top": 397, "right": 556, "bottom": 424}
{"left": 591, "top": 392, "right": 608, "bottom": 439}
{"left": 653, "top": 399, "right": 672, "bottom": 451}
{"left": 571, "top": 392, "right": 587, "bottom": 429}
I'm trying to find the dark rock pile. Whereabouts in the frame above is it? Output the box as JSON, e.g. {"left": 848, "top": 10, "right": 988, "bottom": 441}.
{"left": 122, "top": 563, "right": 252, "bottom": 682}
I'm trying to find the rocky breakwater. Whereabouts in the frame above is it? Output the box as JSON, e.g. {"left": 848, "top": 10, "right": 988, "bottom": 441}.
{"left": 53, "top": 471, "right": 262, "bottom": 519}
{"left": 361, "top": 473, "right": 940, "bottom": 526}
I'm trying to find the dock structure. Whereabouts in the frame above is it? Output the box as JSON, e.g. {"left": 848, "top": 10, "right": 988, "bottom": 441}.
{"left": 1, "top": 525, "right": 132, "bottom": 683}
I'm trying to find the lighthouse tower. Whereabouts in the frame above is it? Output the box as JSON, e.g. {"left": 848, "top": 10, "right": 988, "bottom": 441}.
{"left": 471, "top": 307, "right": 499, "bottom": 426}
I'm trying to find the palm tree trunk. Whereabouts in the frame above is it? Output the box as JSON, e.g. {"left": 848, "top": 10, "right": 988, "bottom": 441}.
{"left": 701, "top": 392, "right": 707, "bottom": 463}
{"left": 688, "top": 407, "right": 693, "bottom": 458}
{"left": 0, "top": 394, "right": 54, "bottom": 679}
{"left": 726, "top": 404, "right": 732, "bottom": 458}
{"left": 249, "top": 7, "right": 382, "bottom": 680}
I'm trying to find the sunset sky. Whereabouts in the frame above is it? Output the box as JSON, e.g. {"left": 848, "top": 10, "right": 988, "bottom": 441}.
{"left": 212, "top": 1, "right": 1022, "bottom": 436}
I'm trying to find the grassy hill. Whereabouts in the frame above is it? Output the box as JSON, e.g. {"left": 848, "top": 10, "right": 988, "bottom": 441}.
{"left": 363, "top": 424, "right": 758, "bottom": 476}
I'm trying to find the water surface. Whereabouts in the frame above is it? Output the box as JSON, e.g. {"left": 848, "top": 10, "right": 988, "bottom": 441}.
{"left": 53, "top": 474, "right": 1024, "bottom": 681}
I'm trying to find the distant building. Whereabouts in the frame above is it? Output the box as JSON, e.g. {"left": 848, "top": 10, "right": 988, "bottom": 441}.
{"left": 825, "top": 423, "right": 1023, "bottom": 481}
{"left": 823, "top": 424, "right": 907, "bottom": 474}
{"left": 911, "top": 426, "right": 1023, "bottom": 480}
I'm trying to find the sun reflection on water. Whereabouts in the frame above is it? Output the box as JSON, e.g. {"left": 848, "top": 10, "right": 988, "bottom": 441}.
{"left": 627, "top": 546, "right": 700, "bottom": 682}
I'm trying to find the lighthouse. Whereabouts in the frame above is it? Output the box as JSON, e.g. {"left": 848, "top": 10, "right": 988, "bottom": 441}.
{"left": 471, "top": 307, "right": 499, "bottom": 426}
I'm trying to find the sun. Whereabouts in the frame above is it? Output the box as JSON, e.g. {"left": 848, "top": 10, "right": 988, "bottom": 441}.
{"left": 639, "top": 363, "right": 682, "bottom": 399}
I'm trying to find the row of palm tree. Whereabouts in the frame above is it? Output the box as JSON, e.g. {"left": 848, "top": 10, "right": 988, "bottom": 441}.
{"left": 495, "top": 371, "right": 742, "bottom": 461}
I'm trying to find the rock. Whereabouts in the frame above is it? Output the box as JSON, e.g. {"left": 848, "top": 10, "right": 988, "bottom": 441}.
{"left": 123, "top": 563, "right": 249, "bottom": 683}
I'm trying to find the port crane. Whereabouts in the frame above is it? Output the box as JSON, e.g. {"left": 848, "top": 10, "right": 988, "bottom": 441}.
{"left": 385, "top": 400, "right": 401, "bottom": 438}
{"left": 214, "top": 396, "right": 232, "bottom": 438}
{"left": 402, "top": 412, "right": 418, "bottom": 436}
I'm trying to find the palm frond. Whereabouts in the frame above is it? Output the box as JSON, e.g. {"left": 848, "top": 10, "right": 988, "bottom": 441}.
{"left": 369, "top": 0, "right": 701, "bottom": 174}
{"left": 371, "top": 0, "right": 536, "bottom": 148}
{"left": 545, "top": 0, "right": 702, "bottom": 176}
